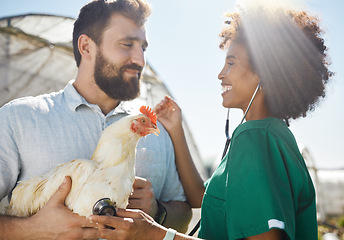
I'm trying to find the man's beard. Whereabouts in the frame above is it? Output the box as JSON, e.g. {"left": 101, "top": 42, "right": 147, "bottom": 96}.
{"left": 94, "top": 50, "right": 142, "bottom": 101}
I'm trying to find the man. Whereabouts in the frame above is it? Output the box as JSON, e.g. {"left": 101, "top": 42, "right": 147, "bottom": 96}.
{"left": 0, "top": 0, "right": 191, "bottom": 238}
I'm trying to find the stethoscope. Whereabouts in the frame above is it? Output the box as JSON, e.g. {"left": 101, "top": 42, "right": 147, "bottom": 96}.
{"left": 221, "top": 80, "right": 261, "bottom": 158}
{"left": 189, "top": 80, "right": 262, "bottom": 236}
{"left": 93, "top": 198, "right": 117, "bottom": 229}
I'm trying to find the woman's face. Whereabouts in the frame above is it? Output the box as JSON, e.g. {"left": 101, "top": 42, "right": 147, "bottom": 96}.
{"left": 218, "top": 41, "right": 261, "bottom": 111}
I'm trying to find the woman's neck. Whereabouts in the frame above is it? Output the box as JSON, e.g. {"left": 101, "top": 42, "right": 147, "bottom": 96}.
{"left": 243, "top": 91, "right": 271, "bottom": 121}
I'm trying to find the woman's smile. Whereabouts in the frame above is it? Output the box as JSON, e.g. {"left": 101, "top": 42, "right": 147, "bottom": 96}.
{"left": 221, "top": 84, "right": 232, "bottom": 96}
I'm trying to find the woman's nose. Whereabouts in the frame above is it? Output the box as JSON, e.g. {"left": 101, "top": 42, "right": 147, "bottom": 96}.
{"left": 218, "top": 67, "right": 226, "bottom": 80}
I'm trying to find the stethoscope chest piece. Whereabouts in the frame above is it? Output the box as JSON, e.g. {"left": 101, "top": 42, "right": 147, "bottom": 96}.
{"left": 92, "top": 198, "right": 117, "bottom": 216}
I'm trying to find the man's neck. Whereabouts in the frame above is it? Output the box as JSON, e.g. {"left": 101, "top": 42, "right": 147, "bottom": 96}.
{"left": 73, "top": 75, "right": 120, "bottom": 116}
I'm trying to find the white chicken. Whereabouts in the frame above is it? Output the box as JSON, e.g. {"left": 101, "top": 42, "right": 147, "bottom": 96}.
{"left": 6, "top": 106, "right": 159, "bottom": 217}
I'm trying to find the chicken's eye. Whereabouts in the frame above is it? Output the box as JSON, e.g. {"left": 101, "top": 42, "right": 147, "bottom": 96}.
{"left": 141, "top": 119, "right": 146, "bottom": 123}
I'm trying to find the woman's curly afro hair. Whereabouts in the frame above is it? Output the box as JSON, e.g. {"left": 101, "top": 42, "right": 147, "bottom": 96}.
{"left": 220, "top": 8, "right": 333, "bottom": 123}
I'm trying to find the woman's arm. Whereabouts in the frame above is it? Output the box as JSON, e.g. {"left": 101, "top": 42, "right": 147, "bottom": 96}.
{"left": 154, "top": 96, "right": 205, "bottom": 208}
{"left": 90, "top": 208, "right": 283, "bottom": 240}
{"left": 90, "top": 209, "right": 200, "bottom": 240}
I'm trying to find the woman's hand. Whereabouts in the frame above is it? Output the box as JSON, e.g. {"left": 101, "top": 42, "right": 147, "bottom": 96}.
{"left": 154, "top": 96, "right": 182, "bottom": 134}
{"left": 89, "top": 209, "right": 165, "bottom": 240}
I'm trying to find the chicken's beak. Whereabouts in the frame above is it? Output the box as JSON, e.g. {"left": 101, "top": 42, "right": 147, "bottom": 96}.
{"left": 151, "top": 124, "right": 160, "bottom": 136}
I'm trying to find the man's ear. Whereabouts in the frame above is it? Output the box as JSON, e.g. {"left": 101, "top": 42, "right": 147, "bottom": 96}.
{"left": 78, "top": 34, "right": 96, "bottom": 62}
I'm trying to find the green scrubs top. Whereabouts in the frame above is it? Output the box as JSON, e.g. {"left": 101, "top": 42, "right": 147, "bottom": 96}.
{"left": 199, "top": 118, "right": 317, "bottom": 240}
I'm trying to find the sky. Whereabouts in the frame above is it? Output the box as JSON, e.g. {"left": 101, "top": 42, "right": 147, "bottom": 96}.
{"left": 0, "top": 0, "right": 343, "bottom": 169}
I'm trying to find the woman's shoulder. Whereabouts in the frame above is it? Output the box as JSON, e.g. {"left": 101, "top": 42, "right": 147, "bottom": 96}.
{"left": 234, "top": 117, "right": 288, "bottom": 137}
{"left": 232, "top": 117, "right": 299, "bottom": 154}
{"left": 233, "top": 117, "right": 297, "bottom": 145}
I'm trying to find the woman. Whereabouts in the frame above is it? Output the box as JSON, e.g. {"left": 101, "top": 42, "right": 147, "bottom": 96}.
{"left": 90, "top": 6, "right": 332, "bottom": 240}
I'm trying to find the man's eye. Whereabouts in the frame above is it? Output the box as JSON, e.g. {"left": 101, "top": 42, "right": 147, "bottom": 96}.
{"left": 123, "top": 43, "right": 133, "bottom": 47}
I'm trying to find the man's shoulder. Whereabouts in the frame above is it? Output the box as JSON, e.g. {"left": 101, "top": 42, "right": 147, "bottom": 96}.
{"left": 0, "top": 90, "right": 67, "bottom": 127}
{"left": 2, "top": 90, "right": 64, "bottom": 112}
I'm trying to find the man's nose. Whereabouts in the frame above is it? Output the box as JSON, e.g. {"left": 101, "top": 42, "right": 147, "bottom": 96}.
{"left": 130, "top": 47, "right": 145, "bottom": 67}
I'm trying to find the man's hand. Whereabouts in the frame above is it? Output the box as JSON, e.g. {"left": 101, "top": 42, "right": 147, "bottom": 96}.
{"left": 0, "top": 176, "right": 99, "bottom": 240}
{"left": 31, "top": 176, "right": 100, "bottom": 239}
{"left": 128, "top": 177, "right": 158, "bottom": 217}
{"left": 127, "top": 177, "right": 192, "bottom": 233}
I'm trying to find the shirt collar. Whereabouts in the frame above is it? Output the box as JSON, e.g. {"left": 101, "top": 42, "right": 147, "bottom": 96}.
{"left": 63, "top": 80, "right": 135, "bottom": 116}
{"left": 64, "top": 80, "right": 88, "bottom": 112}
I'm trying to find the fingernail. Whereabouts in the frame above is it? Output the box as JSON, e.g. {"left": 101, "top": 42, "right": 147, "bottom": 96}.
{"left": 63, "top": 176, "right": 67, "bottom": 184}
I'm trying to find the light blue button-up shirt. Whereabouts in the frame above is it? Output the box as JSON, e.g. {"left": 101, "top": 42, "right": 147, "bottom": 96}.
{"left": 0, "top": 81, "right": 185, "bottom": 202}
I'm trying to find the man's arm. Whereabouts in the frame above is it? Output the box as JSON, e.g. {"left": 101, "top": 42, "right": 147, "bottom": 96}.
{"left": 157, "top": 200, "right": 192, "bottom": 233}
{"left": 128, "top": 177, "right": 192, "bottom": 233}
{"left": 0, "top": 176, "right": 99, "bottom": 240}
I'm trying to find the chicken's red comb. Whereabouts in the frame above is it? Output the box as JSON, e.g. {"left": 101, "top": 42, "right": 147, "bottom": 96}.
{"left": 140, "top": 106, "right": 157, "bottom": 125}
